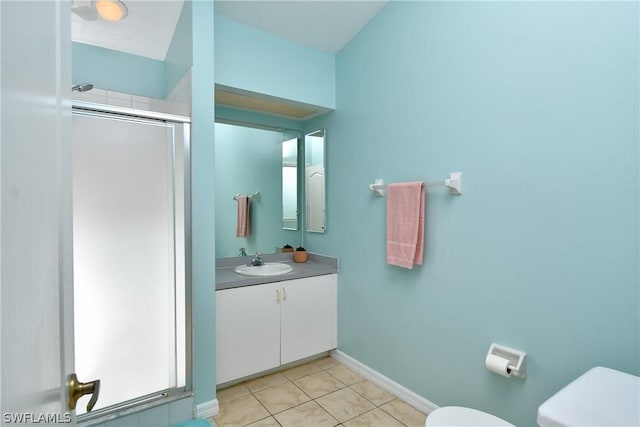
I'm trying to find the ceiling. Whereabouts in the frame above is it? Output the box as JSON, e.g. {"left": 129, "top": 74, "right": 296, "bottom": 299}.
{"left": 72, "top": 0, "right": 186, "bottom": 61}
{"left": 215, "top": 1, "right": 386, "bottom": 54}
{"left": 71, "top": 0, "right": 386, "bottom": 59}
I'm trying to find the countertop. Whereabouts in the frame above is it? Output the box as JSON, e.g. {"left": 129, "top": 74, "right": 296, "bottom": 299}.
{"left": 216, "top": 252, "right": 338, "bottom": 291}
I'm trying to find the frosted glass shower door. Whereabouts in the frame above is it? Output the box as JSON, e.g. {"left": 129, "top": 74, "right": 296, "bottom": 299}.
{"left": 72, "top": 110, "right": 186, "bottom": 415}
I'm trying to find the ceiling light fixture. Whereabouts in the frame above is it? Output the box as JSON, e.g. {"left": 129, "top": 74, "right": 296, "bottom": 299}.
{"left": 93, "top": 0, "right": 128, "bottom": 22}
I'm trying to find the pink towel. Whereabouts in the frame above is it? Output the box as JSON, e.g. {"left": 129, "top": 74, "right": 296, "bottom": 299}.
{"left": 386, "top": 182, "right": 425, "bottom": 269}
{"left": 236, "top": 196, "right": 251, "bottom": 238}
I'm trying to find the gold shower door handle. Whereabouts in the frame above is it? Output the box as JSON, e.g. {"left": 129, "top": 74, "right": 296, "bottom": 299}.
{"left": 68, "top": 373, "right": 101, "bottom": 412}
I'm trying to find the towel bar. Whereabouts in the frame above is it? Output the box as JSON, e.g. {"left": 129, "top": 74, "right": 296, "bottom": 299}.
{"left": 233, "top": 191, "right": 260, "bottom": 201}
{"left": 369, "top": 172, "right": 462, "bottom": 197}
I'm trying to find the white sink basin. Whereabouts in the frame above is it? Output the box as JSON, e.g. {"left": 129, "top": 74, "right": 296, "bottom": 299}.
{"left": 234, "top": 262, "right": 293, "bottom": 277}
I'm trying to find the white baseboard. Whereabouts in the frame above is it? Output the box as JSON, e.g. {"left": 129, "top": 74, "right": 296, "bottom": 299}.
{"left": 330, "top": 350, "right": 439, "bottom": 415}
{"left": 195, "top": 399, "right": 219, "bottom": 419}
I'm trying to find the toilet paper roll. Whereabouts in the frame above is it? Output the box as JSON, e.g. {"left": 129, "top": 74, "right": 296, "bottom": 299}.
{"left": 485, "top": 354, "right": 512, "bottom": 377}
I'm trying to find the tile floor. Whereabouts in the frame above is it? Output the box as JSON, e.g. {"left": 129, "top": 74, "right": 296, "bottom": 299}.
{"left": 210, "top": 357, "right": 428, "bottom": 427}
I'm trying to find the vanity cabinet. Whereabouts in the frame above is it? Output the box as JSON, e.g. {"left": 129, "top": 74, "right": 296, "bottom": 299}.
{"left": 216, "top": 274, "right": 337, "bottom": 385}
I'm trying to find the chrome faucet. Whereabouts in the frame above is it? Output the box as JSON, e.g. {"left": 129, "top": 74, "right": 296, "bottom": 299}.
{"left": 239, "top": 247, "right": 247, "bottom": 257}
{"left": 250, "top": 251, "right": 264, "bottom": 266}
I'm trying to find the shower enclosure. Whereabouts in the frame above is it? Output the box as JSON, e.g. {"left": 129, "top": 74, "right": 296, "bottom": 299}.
{"left": 71, "top": 104, "right": 191, "bottom": 420}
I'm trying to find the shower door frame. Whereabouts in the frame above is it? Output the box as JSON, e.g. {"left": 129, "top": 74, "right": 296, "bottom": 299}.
{"left": 71, "top": 101, "right": 193, "bottom": 423}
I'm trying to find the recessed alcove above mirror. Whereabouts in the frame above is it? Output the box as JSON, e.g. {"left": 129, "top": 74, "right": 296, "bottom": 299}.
{"left": 215, "top": 85, "right": 331, "bottom": 121}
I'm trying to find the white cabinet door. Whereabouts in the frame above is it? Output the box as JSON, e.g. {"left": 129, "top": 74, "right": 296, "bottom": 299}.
{"left": 280, "top": 274, "right": 337, "bottom": 365}
{"left": 216, "top": 283, "right": 281, "bottom": 384}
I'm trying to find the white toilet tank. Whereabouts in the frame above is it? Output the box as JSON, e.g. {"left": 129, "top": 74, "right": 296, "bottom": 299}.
{"left": 537, "top": 367, "right": 640, "bottom": 426}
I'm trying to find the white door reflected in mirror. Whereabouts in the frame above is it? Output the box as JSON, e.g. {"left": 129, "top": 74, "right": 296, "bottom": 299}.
{"left": 282, "top": 137, "right": 299, "bottom": 230}
{"left": 305, "top": 130, "right": 326, "bottom": 233}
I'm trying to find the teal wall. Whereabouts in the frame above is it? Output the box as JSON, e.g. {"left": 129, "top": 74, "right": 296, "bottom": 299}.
{"left": 214, "top": 14, "right": 335, "bottom": 109}
{"left": 164, "top": 0, "right": 193, "bottom": 96}
{"left": 72, "top": 42, "right": 166, "bottom": 98}
{"left": 214, "top": 123, "right": 302, "bottom": 258}
{"left": 304, "top": 2, "right": 639, "bottom": 426}
{"left": 191, "top": 0, "right": 216, "bottom": 408}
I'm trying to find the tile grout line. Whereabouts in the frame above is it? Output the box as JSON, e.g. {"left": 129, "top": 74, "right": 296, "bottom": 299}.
{"left": 344, "top": 406, "right": 411, "bottom": 427}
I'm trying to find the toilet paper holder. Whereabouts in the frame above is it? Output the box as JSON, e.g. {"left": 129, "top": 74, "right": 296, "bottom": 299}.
{"left": 486, "top": 343, "right": 527, "bottom": 379}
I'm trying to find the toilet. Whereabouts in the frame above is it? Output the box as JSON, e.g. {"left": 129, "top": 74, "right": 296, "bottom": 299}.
{"left": 425, "top": 367, "right": 640, "bottom": 426}
{"left": 425, "top": 406, "right": 514, "bottom": 426}
{"left": 537, "top": 366, "right": 639, "bottom": 426}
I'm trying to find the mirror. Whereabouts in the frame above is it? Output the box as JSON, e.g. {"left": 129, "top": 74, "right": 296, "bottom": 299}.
{"left": 282, "top": 138, "right": 298, "bottom": 230}
{"left": 305, "top": 129, "right": 326, "bottom": 233}
{"left": 215, "top": 122, "right": 302, "bottom": 258}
